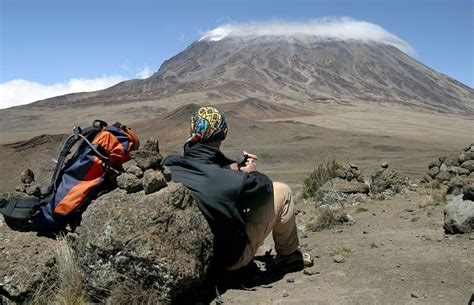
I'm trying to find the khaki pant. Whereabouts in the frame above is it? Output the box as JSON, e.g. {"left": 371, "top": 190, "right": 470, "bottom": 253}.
{"left": 228, "top": 182, "right": 299, "bottom": 270}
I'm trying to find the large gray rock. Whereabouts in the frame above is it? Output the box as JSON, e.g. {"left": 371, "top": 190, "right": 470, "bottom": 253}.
{"left": 130, "top": 150, "right": 163, "bottom": 170}
{"left": 422, "top": 175, "right": 433, "bottom": 183}
{"left": 143, "top": 169, "right": 167, "bottom": 194}
{"left": 428, "top": 158, "right": 441, "bottom": 169}
{"left": 444, "top": 195, "right": 474, "bottom": 234}
{"left": 126, "top": 165, "right": 144, "bottom": 178}
{"left": 370, "top": 168, "right": 405, "bottom": 194}
{"left": 74, "top": 183, "right": 213, "bottom": 303}
{"left": 428, "top": 166, "right": 440, "bottom": 178}
{"left": 117, "top": 173, "right": 143, "bottom": 193}
{"left": 20, "top": 169, "right": 35, "bottom": 184}
{"left": 460, "top": 160, "right": 474, "bottom": 172}
{"left": 465, "top": 151, "right": 474, "bottom": 161}
{"left": 435, "top": 171, "right": 452, "bottom": 182}
{"left": 463, "top": 184, "right": 474, "bottom": 201}
{"left": 447, "top": 166, "right": 470, "bottom": 176}
{"left": 141, "top": 138, "right": 160, "bottom": 153}
{"left": 444, "top": 157, "right": 459, "bottom": 167}
{"left": 447, "top": 176, "right": 465, "bottom": 196}
{"left": 318, "top": 178, "right": 369, "bottom": 195}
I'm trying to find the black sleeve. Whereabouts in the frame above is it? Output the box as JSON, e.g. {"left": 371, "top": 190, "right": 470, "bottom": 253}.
{"left": 237, "top": 172, "right": 273, "bottom": 210}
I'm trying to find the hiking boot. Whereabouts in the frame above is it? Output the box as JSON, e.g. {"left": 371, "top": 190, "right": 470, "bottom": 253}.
{"left": 274, "top": 250, "right": 314, "bottom": 274}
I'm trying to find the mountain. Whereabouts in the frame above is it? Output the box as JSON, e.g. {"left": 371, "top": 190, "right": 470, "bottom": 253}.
{"left": 30, "top": 36, "right": 474, "bottom": 115}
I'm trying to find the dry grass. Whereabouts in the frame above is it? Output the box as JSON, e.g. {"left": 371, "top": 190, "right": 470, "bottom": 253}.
{"left": 431, "top": 180, "right": 441, "bottom": 190}
{"left": 329, "top": 245, "right": 353, "bottom": 256}
{"left": 54, "top": 237, "right": 87, "bottom": 305}
{"left": 418, "top": 185, "right": 448, "bottom": 208}
{"left": 355, "top": 206, "right": 369, "bottom": 213}
{"left": 303, "top": 159, "right": 342, "bottom": 199}
{"left": 305, "top": 208, "right": 348, "bottom": 232}
{"left": 27, "top": 237, "right": 87, "bottom": 305}
{"left": 27, "top": 237, "right": 88, "bottom": 305}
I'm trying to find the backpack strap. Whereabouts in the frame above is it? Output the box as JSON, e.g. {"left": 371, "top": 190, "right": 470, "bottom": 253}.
{"left": 43, "top": 120, "right": 109, "bottom": 196}
{"left": 1, "top": 194, "right": 41, "bottom": 220}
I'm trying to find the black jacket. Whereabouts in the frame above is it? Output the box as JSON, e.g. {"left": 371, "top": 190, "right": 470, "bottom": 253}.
{"left": 162, "top": 143, "right": 273, "bottom": 267}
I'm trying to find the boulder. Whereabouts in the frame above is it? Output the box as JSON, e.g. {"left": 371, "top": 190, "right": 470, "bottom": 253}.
{"left": 117, "top": 173, "right": 143, "bottom": 193}
{"left": 460, "top": 160, "right": 474, "bottom": 172}
{"left": 141, "top": 138, "right": 160, "bottom": 153}
{"left": 428, "top": 166, "right": 440, "bottom": 178}
{"left": 447, "top": 176, "right": 464, "bottom": 196}
{"left": 422, "top": 175, "right": 433, "bottom": 183}
{"left": 318, "top": 178, "right": 369, "bottom": 195}
{"left": 126, "top": 165, "right": 144, "bottom": 178}
{"left": 130, "top": 150, "right": 163, "bottom": 170}
{"left": 465, "top": 151, "right": 474, "bottom": 161}
{"left": 447, "top": 166, "right": 470, "bottom": 176}
{"left": 334, "top": 169, "right": 346, "bottom": 179}
{"left": 458, "top": 152, "right": 466, "bottom": 163}
{"left": 381, "top": 162, "right": 389, "bottom": 169}
{"left": 444, "top": 195, "right": 474, "bottom": 234}
{"left": 25, "top": 183, "right": 41, "bottom": 197}
{"left": 464, "top": 144, "right": 474, "bottom": 152}
{"left": 435, "top": 171, "right": 452, "bottom": 182}
{"left": 370, "top": 168, "right": 405, "bottom": 194}
{"left": 428, "top": 158, "right": 441, "bottom": 169}
{"left": 440, "top": 163, "right": 448, "bottom": 172}
{"left": 0, "top": 217, "right": 58, "bottom": 303}
{"left": 143, "top": 169, "right": 167, "bottom": 194}
{"left": 74, "top": 183, "right": 213, "bottom": 303}
{"left": 20, "top": 169, "right": 35, "bottom": 184}
{"left": 463, "top": 184, "right": 474, "bottom": 201}
{"left": 161, "top": 166, "right": 172, "bottom": 181}
{"left": 15, "top": 184, "right": 26, "bottom": 193}
{"left": 444, "top": 157, "right": 459, "bottom": 167}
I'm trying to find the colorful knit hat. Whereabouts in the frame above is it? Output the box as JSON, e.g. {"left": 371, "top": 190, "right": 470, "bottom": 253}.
{"left": 188, "top": 105, "right": 228, "bottom": 144}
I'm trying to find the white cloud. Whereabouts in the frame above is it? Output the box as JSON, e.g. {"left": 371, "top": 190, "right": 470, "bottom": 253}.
{"left": 0, "top": 75, "right": 127, "bottom": 109}
{"left": 137, "top": 66, "right": 152, "bottom": 79}
{"left": 200, "top": 17, "right": 414, "bottom": 55}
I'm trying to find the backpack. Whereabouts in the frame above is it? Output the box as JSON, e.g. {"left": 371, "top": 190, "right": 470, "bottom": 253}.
{"left": 0, "top": 120, "right": 139, "bottom": 233}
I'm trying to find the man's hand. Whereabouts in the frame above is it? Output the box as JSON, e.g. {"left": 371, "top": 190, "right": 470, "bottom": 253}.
{"left": 229, "top": 151, "right": 258, "bottom": 172}
{"left": 239, "top": 152, "right": 257, "bottom": 173}
{"left": 243, "top": 151, "right": 258, "bottom": 161}
{"left": 239, "top": 158, "right": 256, "bottom": 173}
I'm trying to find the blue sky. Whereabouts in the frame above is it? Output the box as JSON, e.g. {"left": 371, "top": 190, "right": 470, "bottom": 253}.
{"left": 0, "top": 0, "right": 473, "bottom": 108}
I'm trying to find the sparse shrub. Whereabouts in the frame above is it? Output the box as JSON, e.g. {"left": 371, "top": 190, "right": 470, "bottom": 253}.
{"left": 431, "top": 190, "right": 447, "bottom": 205}
{"left": 431, "top": 180, "right": 441, "bottom": 190}
{"left": 329, "top": 245, "right": 352, "bottom": 256}
{"left": 418, "top": 188, "right": 448, "bottom": 208}
{"left": 355, "top": 206, "right": 368, "bottom": 213}
{"left": 319, "top": 189, "right": 348, "bottom": 207}
{"left": 305, "top": 208, "right": 351, "bottom": 232}
{"left": 303, "top": 159, "right": 342, "bottom": 199}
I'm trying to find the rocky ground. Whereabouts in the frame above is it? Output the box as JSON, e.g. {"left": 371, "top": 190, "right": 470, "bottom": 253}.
{"left": 0, "top": 118, "right": 473, "bottom": 304}
{"left": 217, "top": 188, "right": 474, "bottom": 305}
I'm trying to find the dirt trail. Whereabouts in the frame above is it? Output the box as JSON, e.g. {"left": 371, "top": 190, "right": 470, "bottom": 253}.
{"left": 217, "top": 191, "right": 474, "bottom": 305}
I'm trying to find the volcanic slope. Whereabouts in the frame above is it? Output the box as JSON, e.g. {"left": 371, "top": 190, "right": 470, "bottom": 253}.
{"left": 31, "top": 37, "right": 474, "bottom": 115}
{"left": 1, "top": 36, "right": 473, "bottom": 144}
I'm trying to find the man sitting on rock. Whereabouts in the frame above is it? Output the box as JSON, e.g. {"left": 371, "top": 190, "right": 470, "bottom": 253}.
{"left": 162, "top": 105, "right": 312, "bottom": 274}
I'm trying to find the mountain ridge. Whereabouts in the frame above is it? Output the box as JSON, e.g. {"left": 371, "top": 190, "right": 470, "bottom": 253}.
{"left": 23, "top": 36, "right": 473, "bottom": 116}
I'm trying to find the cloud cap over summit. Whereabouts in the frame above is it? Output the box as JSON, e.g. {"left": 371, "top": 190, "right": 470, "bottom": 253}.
{"left": 200, "top": 17, "right": 414, "bottom": 55}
